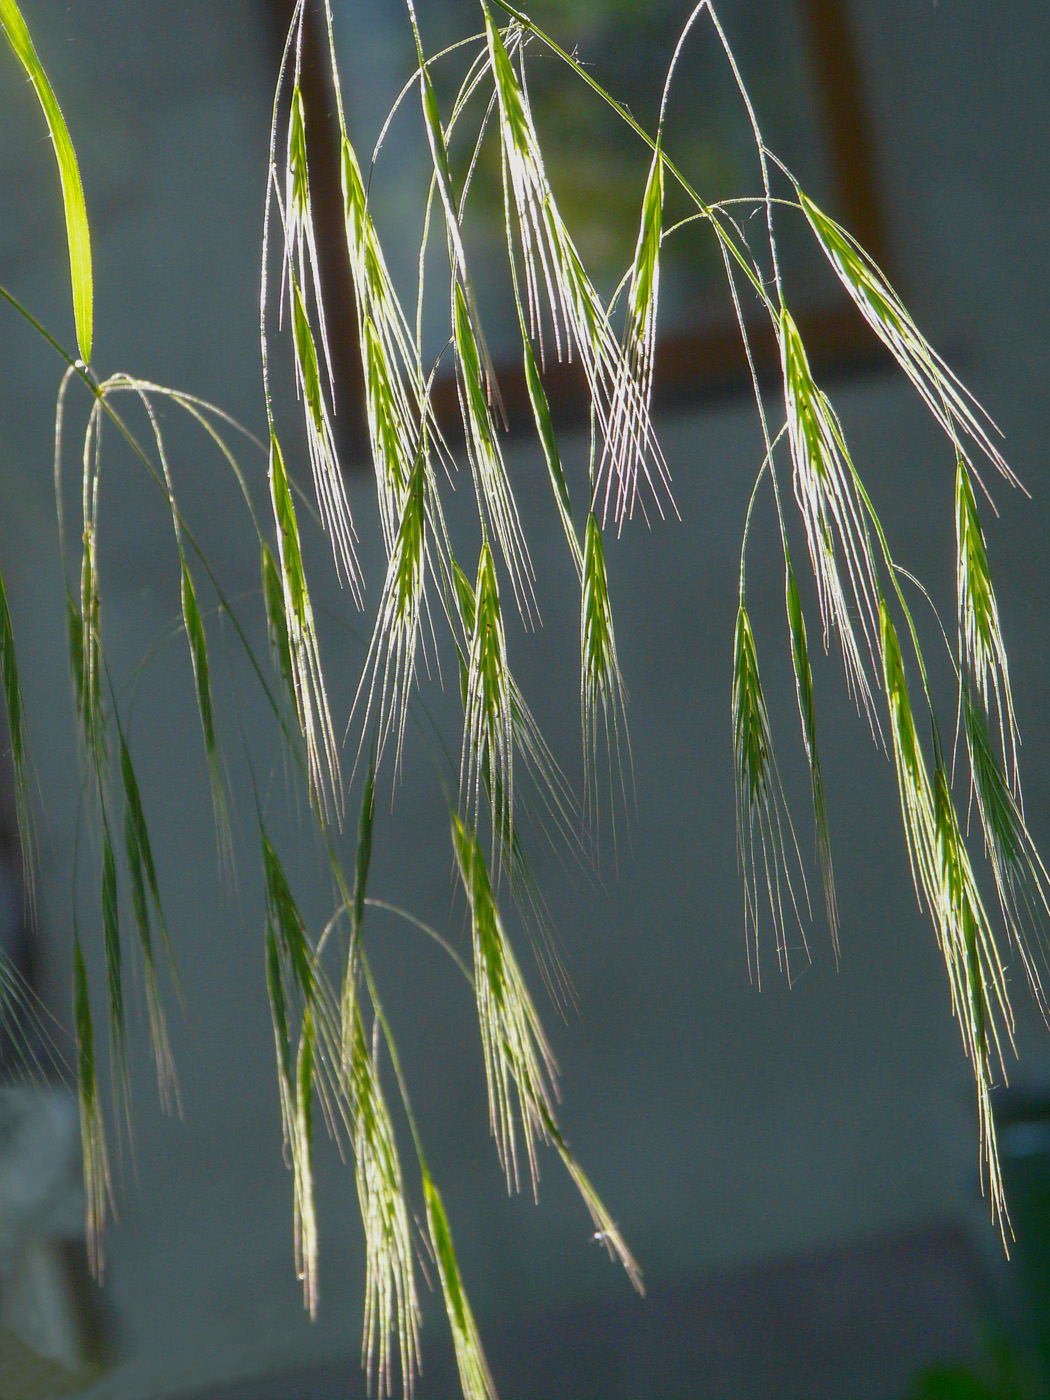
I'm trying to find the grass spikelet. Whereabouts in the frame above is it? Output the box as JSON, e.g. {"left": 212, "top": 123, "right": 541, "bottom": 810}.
{"left": 481, "top": 7, "right": 666, "bottom": 526}
{"left": 269, "top": 432, "right": 342, "bottom": 823}
{"left": 274, "top": 70, "right": 361, "bottom": 598}
{"left": 881, "top": 602, "right": 1012, "bottom": 1229}
{"left": 733, "top": 603, "right": 809, "bottom": 983}
{"left": 0, "top": 564, "right": 35, "bottom": 901}
{"left": 73, "top": 935, "right": 112, "bottom": 1277}
{"left": 290, "top": 276, "right": 360, "bottom": 593}
{"left": 581, "top": 514, "right": 628, "bottom": 825}
{"left": 339, "top": 133, "right": 426, "bottom": 563}
{"left": 520, "top": 332, "right": 582, "bottom": 576}
{"left": 347, "top": 1008, "right": 420, "bottom": 1399}
{"left": 451, "top": 561, "right": 579, "bottom": 882}
{"left": 781, "top": 308, "right": 881, "bottom": 726}
{"left": 956, "top": 455, "right": 1017, "bottom": 782}
{"left": 460, "top": 544, "right": 516, "bottom": 854}
{"left": 294, "top": 1006, "right": 318, "bottom": 1315}
{"left": 786, "top": 561, "right": 838, "bottom": 951}
{"left": 120, "top": 734, "right": 177, "bottom": 1110}
{"left": 100, "top": 821, "right": 127, "bottom": 1116}
{"left": 352, "top": 453, "right": 429, "bottom": 773}
{"left": 264, "top": 920, "right": 309, "bottom": 1301}
{"left": 798, "top": 189, "right": 1013, "bottom": 483}
{"left": 262, "top": 836, "right": 322, "bottom": 1315}
{"left": 0, "top": 0, "right": 92, "bottom": 363}
{"left": 452, "top": 812, "right": 557, "bottom": 1193}
{"left": 453, "top": 284, "right": 534, "bottom": 617}
{"left": 606, "top": 142, "right": 664, "bottom": 510}
{"left": 964, "top": 690, "right": 1050, "bottom": 1013}
{"left": 422, "top": 1169, "right": 498, "bottom": 1400}
{"left": 262, "top": 831, "right": 316, "bottom": 1007}
{"left": 261, "top": 541, "right": 295, "bottom": 703}
{"left": 180, "top": 556, "right": 233, "bottom": 872}
{"left": 340, "top": 763, "right": 373, "bottom": 1075}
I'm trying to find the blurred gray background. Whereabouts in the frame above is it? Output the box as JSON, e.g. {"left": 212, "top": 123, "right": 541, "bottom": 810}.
{"left": 1, "top": 2, "right": 1049, "bottom": 1397}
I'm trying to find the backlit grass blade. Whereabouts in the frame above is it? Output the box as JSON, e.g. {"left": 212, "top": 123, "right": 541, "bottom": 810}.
{"left": 180, "top": 556, "right": 233, "bottom": 872}
{"left": 423, "top": 1169, "right": 498, "bottom": 1400}
{"left": 269, "top": 432, "right": 342, "bottom": 823}
{"left": 0, "top": 0, "right": 93, "bottom": 362}
{"left": 347, "top": 1007, "right": 419, "bottom": 1398}
{"left": 0, "top": 564, "right": 35, "bottom": 901}
{"left": 733, "top": 603, "right": 809, "bottom": 983}
{"left": 956, "top": 455, "right": 1017, "bottom": 783}
{"left": 120, "top": 733, "right": 177, "bottom": 1110}
{"left": 452, "top": 812, "right": 557, "bottom": 1193}
{"left": 786, "top": 561, "right": 838, "bottom": 952}
{"left": 781, "top": 308, "right": 881, "bottom": 728}
{"left": 798, "top": 188, "right": 1013, "bottom": 484}
{"left": 73, "top": 935, "right": 111, "bottom": 1277}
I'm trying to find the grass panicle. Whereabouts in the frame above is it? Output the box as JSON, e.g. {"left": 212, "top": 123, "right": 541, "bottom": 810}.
{"left": 423, "top": 1169, "right": 498, "bottom": 1400}
{"left": 73, "top": 935, "right": 112, "bottom": 1277}
{"left": 269, "top": 432, "right": 343, "bottom": 824}
{"left": 786, "top": 561, "right": 838, "bottom": 952}
{"left": 733, "top": 602, "right": 809, "bottom": 984}
{"left": 956, "top": 456, "right": 1017, "bottom": 784}
{"left": 452, "top": 811, "right": 557, "bottom": 1193}
{"left": 799, "top": 188, "right": 1014, "bottom": 485}
{"left": 481, "top": 7, "right": 667, "bottom": 527}
{"left": 781, "top": 308, "right": 881, "bottom": 727}
{"left": 0, "top": 0, "right": 92, "bottom": 363}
